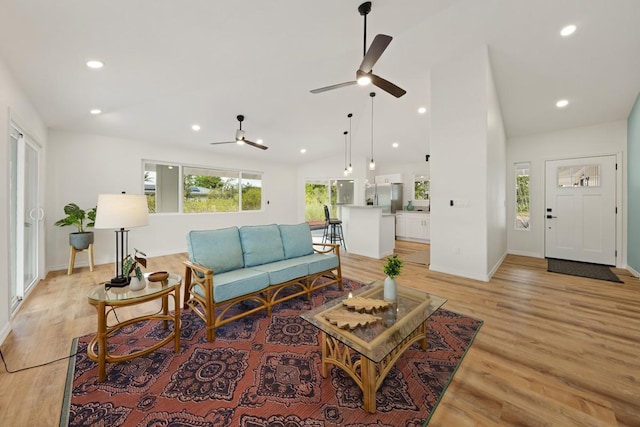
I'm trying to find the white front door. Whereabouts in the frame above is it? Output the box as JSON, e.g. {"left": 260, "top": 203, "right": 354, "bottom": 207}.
{"left": 545, "top": 155, "right": 617, "bottom": 265}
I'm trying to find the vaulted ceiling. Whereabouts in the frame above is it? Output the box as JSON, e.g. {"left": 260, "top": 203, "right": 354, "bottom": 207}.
{"left": 1, "top": 0, "right": 639, "bottom": 165}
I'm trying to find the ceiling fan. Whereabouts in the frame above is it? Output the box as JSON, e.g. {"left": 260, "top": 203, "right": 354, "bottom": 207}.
{"left": 310, "top": 1, "right": 406, "bottom": 98}
{"left": 210, "top": 115, "right": 268, "bottom": 150}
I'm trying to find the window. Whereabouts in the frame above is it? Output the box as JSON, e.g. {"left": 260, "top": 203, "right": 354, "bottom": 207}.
{"left": 557, "top": 164, "right": 600, "bottom": 188}
{"left": 143, "top": 161, "right": 262, "bottom": 213}
{"left": 414, "top": 175, "right": 429, "bottom": 201}
{"left": 304, "top": 179, "right": 353, "bottom": 221}
{"left": 241, "top": 172, "right": 262, "bottom": 211}
{"left": 515, "top": 162, "right": 530, "bottom": 230}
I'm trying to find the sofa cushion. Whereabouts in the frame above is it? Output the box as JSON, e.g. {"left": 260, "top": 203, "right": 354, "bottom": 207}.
{"left": 252, "top": 258, "right": 310, "bottom": 285}
{"left": 278, "top": 223, "right": 314, "bottom": 259}
{"left": 192, "top": 268, "right": 270, "bottom": 303}
{"left": 187, "top": 227, "right": 244, "bottom": 274}
{"left": 296, "top": 253, "right": 340, "bottom": 275}
{"left": 239, "top": 224, "right": 285, "bottom": 267}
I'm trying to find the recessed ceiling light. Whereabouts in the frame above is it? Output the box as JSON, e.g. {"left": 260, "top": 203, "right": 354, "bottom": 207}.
{"left": 560, "top": 25, "right": 577, "bottom": 37}
{"left": 556, "top": 99, "right": 569, "bottom": 108}
{"left": 90, "top": 109, "right": 102, "bottom": 115}
{"left": 191, "top": 124, "right": 201, "bottom": 131}
{"left": 86, "top": 60, "right": 104, "bottom": 69}
{"left": 392, "top": 142, "right": 399, "bottom": 148}
{"left": 300, "top": 148, "right": 307, "bottom": 154}
{"left": 256, "top": 139, "right": 264, "bottom": 145}
{"left": 417, "top": 107, "right": 427, "bottom": 114}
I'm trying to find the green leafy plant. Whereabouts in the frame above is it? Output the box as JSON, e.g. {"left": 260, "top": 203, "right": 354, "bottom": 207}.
{"left": 123, "top": 248, "right": 147, "bottom": 280}
{"left": 54, "top": 203, "right": 97, "bottom": 233}
{"left": 383, "top": 254, "right": 404, "bottom": 279}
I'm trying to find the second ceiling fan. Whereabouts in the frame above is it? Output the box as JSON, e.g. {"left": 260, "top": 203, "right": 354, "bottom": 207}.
{"left": 310, "top": 1, "right": 406, "bottom": 98}
{"left": 210, "top": 115, "right": 268, "bottom": 150}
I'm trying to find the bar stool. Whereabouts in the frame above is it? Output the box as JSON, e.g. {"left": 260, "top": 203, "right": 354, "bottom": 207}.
{"left": 68, "top": 243, "right": 95, "bottom": 275}
{"left": 322, "top": 205, "right": 346, "bottom": 250}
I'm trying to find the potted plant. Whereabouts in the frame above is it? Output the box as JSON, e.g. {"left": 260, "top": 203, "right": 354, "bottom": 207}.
{"left": 54, "top": 203, "right": 97, "bottom": 250}
{"left": 123, "top": 248, "right": 148, "bottom": 290}
{"left": 382, "top": 254, "right": 404, "bottom": 302}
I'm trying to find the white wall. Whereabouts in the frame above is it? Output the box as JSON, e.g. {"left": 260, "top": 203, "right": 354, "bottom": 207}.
{"left": 46, "top": 130, "right": 298, "bottom": 271}
{"left": 429, "top": 45, "right": 507, "bottom": 281}
{"left": 485, "top": 51, "right": 508, "bottom": 276}
{"left": 506, "top": 120, "right": 627, "bottom": 263}
{"left": 0, "top": 57, "right": 48, "bottom": 343}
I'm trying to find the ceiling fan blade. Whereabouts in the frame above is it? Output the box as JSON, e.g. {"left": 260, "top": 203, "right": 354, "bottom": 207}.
{"left": 243, "top": 139, "right": 269, "bottom": 150}
{"left": 359, "top": 34, "right": 392, "bottom": 73}
{"left": 370, "top": 73, "right": 406, "bottom": 98}
{"left": 310, "top": 80, "right": 357, "bottom": 94}
{"left": 210, "top": 141, "right": 236, "bottom": 145}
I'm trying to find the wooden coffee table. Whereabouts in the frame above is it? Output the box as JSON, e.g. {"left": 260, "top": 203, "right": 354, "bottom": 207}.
{"left": 300, "top": 281, "right": 446, "bottom": 413}
{"left": 87, "top": 273, "right": 182, "bottom": 382}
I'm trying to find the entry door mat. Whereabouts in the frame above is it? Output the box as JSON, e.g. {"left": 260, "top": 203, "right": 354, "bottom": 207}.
{"left": 60, "top": 278, "right": 483, "bottom": 427}
{"left": 547, "top": 258, "right": 623, "bottom": 283}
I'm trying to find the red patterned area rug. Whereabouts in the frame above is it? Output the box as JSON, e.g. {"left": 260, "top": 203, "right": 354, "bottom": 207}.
{"left": 60, "top": 278, "right": 482, "bottom": 427}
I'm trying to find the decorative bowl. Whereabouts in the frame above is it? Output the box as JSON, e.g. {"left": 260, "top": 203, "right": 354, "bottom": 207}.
{"left": 148, "top": 271, "right": 169, "bottom": 282}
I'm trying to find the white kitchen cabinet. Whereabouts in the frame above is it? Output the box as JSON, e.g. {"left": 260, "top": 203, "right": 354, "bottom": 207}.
{"left": 395, "top": 212, "right": 429, "bottom": 241}
{"left": 395, "top": 215, "right": 406, "bottom": 238}
{"left": 375, "top": 173, "right": 403, "bottom": 184}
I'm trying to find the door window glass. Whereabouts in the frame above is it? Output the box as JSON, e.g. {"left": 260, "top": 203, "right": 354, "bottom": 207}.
{"left": 557, "top": 164, "right": 600, "bottom": 188}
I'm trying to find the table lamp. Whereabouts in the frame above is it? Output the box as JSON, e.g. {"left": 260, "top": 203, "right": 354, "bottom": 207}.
{"left": 94, "top": 192, "right": 149, "bottom": 287}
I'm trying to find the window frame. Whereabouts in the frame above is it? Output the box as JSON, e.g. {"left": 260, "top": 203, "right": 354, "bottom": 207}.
{"left": 514, "top": 162, "right": 530, "bottom": 231}
{"left": 143, "top": 160, "right": 264, "bottom": 214}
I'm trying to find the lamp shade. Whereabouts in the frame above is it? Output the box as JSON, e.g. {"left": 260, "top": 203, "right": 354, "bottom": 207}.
{"left": 94, "top": 194, "right": 149, "bottom": 229}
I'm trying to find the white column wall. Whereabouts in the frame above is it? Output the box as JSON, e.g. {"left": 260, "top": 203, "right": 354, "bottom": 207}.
{"left": 485, "top": 51, "right": 508, "bottom": 276}
{"left": 429, "top": 45, "right": 507, "bottom": 281}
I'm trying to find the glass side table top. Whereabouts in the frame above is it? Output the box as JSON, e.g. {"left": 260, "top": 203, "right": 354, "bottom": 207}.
{"left": 88, "top": 273, "right": 182, "bottom": 303}
{"left": 301, "top": 280, "right": 447, "bottom": 362}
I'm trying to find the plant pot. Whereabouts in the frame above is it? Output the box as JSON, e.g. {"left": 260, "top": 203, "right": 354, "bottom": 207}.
{"left": 384, "top": 276, "right": 397, "bottom": 302}
{"left": 69, "top": 232, "right": 94, "bottom": 250}
{"left": 129, "top": 276, "right": 147, "bottom": 291}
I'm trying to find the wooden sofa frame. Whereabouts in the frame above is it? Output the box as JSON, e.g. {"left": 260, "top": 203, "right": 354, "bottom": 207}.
{"left": 183, "top": 242, "right": 342, "bottom": 341}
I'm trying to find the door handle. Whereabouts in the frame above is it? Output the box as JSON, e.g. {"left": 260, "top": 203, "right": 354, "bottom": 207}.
{"left": 546, "top": 215, "right": 557, "bottom": 219}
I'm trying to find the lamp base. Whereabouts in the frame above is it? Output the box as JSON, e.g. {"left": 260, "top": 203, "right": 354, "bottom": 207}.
{"left": 105, "top": 275, "right": 130, "bottom": 288}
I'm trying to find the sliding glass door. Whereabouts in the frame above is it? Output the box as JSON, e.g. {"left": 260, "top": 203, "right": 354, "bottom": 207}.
{"left": 9, "top": 124, "right": 42, "bottom": 313}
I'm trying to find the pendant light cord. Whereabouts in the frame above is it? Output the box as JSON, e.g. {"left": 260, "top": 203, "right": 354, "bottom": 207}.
{"left": 370, "top": 92, "right": 376, "bottom": 164}
{"left": 348, "top": 113, "right": 353, "bottom": 171}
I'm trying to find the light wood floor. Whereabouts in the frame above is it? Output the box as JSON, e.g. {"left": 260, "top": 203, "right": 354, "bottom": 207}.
{"left": 1, "top": 241, "right": 639, "bottom": 426}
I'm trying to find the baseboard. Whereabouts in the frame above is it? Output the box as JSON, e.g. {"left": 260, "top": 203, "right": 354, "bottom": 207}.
{"left": 429, "top": 263, "right": 490, "bottom": 282}
{"left": 507, "top": 250, "right": 544, "bottom": 258}
{"left": 487, "top": 252, "right": 508, "bottom": 280}
{"left": 0, "top": 323, "right": 11, "bottom": 346}
{"left": 627, "top": 265, "right": 640, "bottom": 278}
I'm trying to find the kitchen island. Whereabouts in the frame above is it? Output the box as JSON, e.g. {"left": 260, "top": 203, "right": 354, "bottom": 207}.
{"left": 338, "top": 205, "right": 395, "bottom": 259}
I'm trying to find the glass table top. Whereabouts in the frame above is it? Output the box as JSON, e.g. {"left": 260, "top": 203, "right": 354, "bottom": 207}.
{"left": 88, "top": 273, "right": 182, "bottom": 303}
{"left": 300, "top": 280, "right": 447, "bottom": 362}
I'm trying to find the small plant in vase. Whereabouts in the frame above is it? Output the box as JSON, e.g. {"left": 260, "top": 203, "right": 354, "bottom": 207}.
{"left": 123, "top": 248, "right": 147, "bottom": 290}
{"left": 382, "top": 254, "right": 404, "bottom": 302}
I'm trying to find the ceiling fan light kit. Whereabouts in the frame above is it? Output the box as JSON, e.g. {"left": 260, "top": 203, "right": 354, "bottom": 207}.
{"left": 310, "top": 1, "right": 406, "bottom": 98}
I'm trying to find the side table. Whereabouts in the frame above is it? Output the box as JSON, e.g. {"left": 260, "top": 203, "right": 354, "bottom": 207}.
{"left": 86, "top": 273, "right": 182, "bottom": 382}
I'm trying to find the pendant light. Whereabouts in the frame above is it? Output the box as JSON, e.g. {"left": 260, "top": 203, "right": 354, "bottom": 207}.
{"left": 369, "top": 92, "right": 376, "bottom": 170}
{"left": 343, "top": 130, "right": 349, "bottom": 176}
{"left": 347, "top": 113, "right": 353, "bottom": 174}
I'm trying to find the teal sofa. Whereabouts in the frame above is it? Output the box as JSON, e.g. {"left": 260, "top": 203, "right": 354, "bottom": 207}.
{"left": 184, "top": 223, "right": 343, "bottom": 341}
